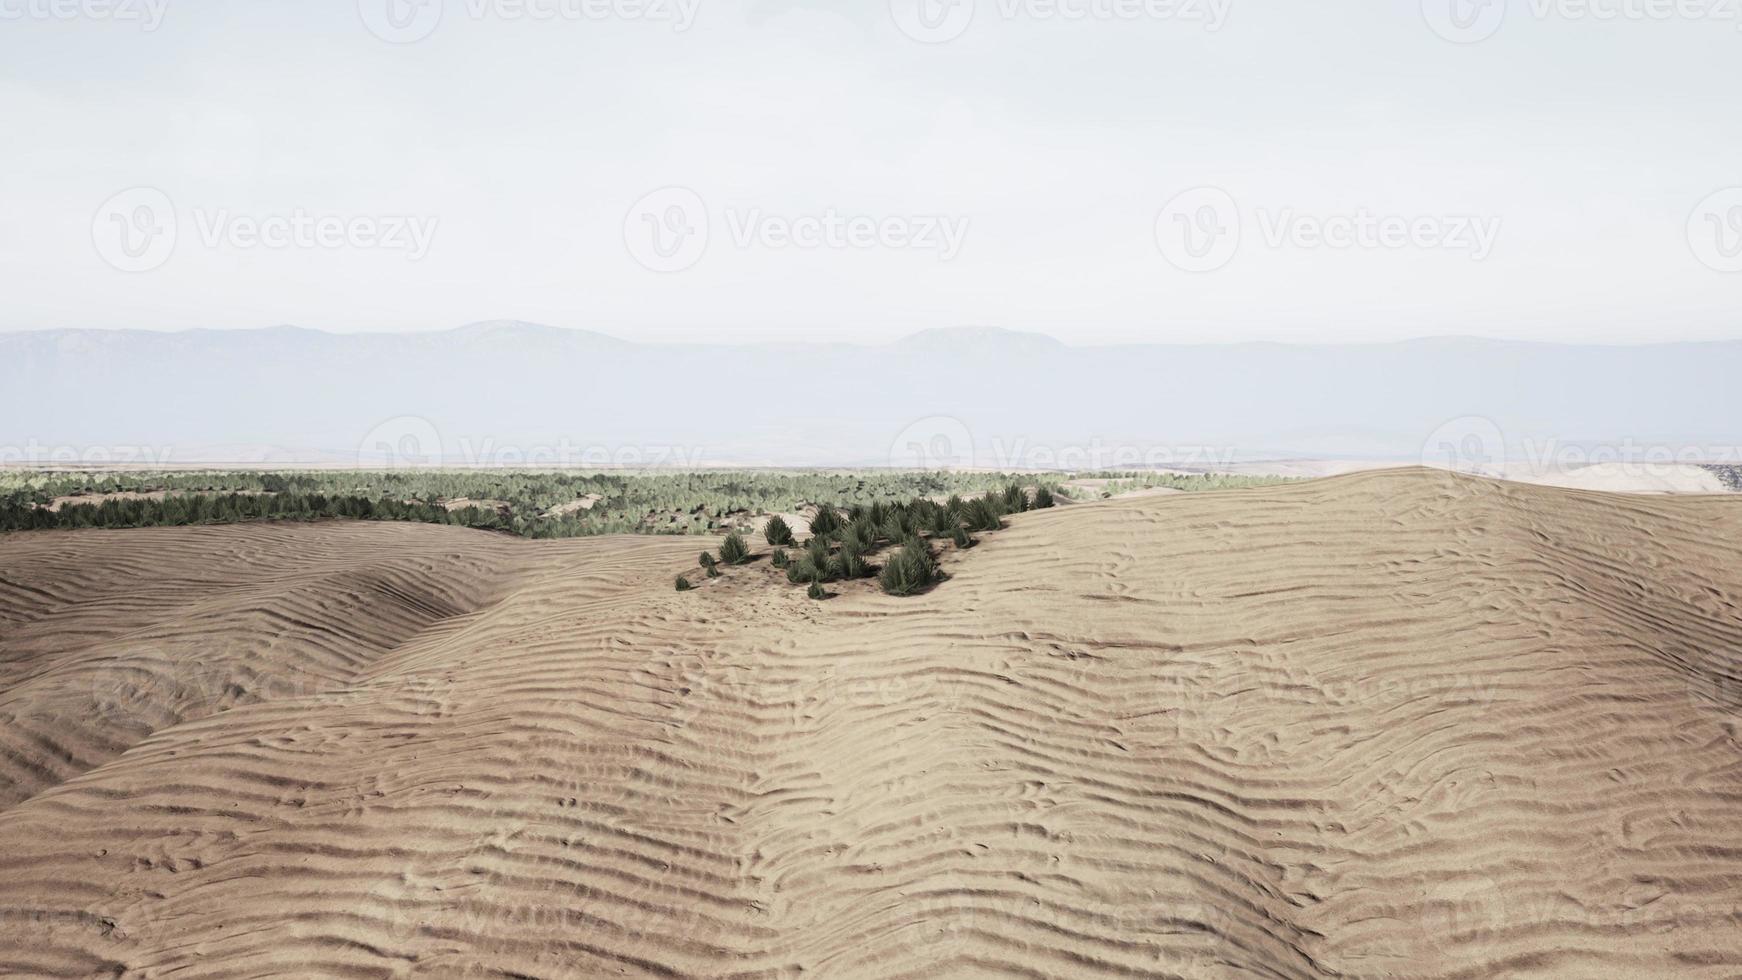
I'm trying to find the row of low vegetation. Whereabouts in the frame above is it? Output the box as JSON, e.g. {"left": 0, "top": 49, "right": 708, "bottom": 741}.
{"left": 679, "top": 484, "right": 1057, "bottom": 598}
{"left": 0, "top": 470, "right": 1064, "bottom": 538}
{"left": 0, "top": 491, "right": 511, "bottom": 534}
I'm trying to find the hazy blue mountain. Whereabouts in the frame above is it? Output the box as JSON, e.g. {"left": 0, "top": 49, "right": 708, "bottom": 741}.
{"left": 4, "top": 324, "right": 1738, "bottom": 469}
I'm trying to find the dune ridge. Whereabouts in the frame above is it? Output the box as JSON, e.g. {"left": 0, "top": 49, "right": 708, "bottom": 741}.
{"left": 1, "top": 468, "right": 1740, "bottom": 978}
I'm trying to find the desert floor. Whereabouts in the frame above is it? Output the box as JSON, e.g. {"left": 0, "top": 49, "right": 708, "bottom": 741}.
{"left": 2, "top": 468, "right": 1740, "bottom": 978}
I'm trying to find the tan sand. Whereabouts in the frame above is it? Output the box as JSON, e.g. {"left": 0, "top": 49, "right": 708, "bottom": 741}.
{"left": 1229, "top": 459, "right": 1734, "bottom": 495}
{"left": 44, "top": 490, "right": 274, "bottom": 513}
{"left": 1, "top": 468, "right": 1740, "bottom": 977}
{"left": 543, "top": 494, "right": 605, "bottom": 518}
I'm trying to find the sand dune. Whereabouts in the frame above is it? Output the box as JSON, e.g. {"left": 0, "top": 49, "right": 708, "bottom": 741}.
{"left": 2, "top": 469, "right": 1741, "bottom": 978}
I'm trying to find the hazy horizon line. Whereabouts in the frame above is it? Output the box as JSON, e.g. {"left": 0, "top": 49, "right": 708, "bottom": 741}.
{"left": 8, "top": 321, "right": 1742, "bottom": 350}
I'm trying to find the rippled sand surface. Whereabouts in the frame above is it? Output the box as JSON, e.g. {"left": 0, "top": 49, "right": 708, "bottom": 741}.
{"left": 3, "top": 468, "right": 1740, "bottom": 978}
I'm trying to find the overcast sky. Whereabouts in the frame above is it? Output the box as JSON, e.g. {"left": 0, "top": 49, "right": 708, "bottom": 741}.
{"left": 1, "top": 0, "right": 1738, "bottom": 344}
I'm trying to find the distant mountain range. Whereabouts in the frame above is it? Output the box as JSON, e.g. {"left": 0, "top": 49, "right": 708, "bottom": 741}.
{"left": 5, "top": 323, "right": 1740, "bottom": 470}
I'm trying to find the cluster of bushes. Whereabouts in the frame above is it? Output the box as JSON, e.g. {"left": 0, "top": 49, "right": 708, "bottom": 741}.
{"left": 1705, "top": 466, "right": 1742, "bottom": 492}
{"left": 878, "top": 536, "right": 938, "bottom": 597}
{"left": 678, "top": 483, "right": 1052, "bottom": 598}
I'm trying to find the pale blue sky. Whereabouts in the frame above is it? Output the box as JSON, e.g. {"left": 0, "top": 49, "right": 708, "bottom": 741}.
{"left": 1, "top": 0, "right": 1737, "bottom": 343}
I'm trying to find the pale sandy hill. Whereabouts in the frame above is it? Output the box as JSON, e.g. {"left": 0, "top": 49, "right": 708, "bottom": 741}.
{"left": 1511, "top": 461, "right": 1729, "bottom": 495}
{"left": 2, "top": 469, "right": 1741, "bottom": 978}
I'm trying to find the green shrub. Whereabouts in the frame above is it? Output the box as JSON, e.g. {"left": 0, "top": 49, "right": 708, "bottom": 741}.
{"left": 771, "top": 547, "right": 789, "bottom": 568}
{"left": 788, "top": 555, "right": 833, "bottom": 584}
{"left": 809, "top": 506, "right": 841, "bottom": 538}
{"left": 764, "top": 515, "right": 795, "bottom": 546}
{"left": 705, "top": 564, "right": 721, "bottom": 578}
{"left": 720, "top": 531, "right": 751, "bottom": 565}
{"left": 965, "top": 497, "right": 1003, "bottom": 532}
{"left": 926, "top": 503, "right": 957, "bottom": 535}
{"left": 951, "top": 525, "right": 974, "bottom": 549}
{"left": 675, "top": 576, "right": 692, "bottom": 591}
{"left": 1033, "top": 486, "right": 1055, "bottom": 509}
{"left": 841, "top": 519, "right": 877, "bottom": 556}
{"left": 807, "top": 581, "right": 827, "bottom": 600}
{"left": 832, "top": 548, "right": 870, "bottom": 580}
{"left": 879, "top": 535, "right": 939, "bottom": 596}
{"left": 699, "top": 551, "right": 717, "bottom": 570}
{"left": 1003, "top": 484, "right": 1029, "bottom": 513}
{"left": 806, "top": 536, "right": 831, "bottom": 568}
